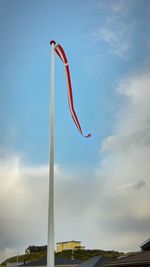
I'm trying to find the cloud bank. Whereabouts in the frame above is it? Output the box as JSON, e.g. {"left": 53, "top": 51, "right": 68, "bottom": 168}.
{"left": 98, "top": 72, "right": 150, "bottom": 249}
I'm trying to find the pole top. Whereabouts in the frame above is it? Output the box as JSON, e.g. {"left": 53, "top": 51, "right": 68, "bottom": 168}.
{"left": 50, "top": 40, "right": 56, "bottom": 46}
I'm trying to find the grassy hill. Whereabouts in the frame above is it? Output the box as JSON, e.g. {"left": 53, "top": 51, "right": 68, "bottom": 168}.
{"left": 1, "top": 249, "right": 126, "bottom": 265}
{"left": 2, "top": 251, "right": 47, "bottom": 265}
{"left": 57, "top": 249, "right": 125, "bottom": 260}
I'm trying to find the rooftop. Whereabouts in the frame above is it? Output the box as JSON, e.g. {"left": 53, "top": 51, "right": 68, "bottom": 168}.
{"left": 78, "top": 255, "right": 111, "bottom": 267}
{"left": 140, "top": 238, "right": 150, "bottom": 251}
{"left": 22, "top": 255, "right": 82, "bottom": 266}
{"left": 103, "top": 251, "right": 150, "bottom": 267}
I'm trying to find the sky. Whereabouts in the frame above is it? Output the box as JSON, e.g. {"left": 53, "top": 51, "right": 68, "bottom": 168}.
{"left": 0, "top": 0, "right": 150, "bottom": 262}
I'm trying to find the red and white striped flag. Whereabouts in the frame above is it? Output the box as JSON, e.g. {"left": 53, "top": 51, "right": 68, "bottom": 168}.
{"left": 50, "top": 40, "right": 91, "bottom": 138}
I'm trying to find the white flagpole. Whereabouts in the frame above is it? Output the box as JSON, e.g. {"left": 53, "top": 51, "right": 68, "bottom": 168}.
{"left": 47, "top": 42, "right": 55, "bottom": 267}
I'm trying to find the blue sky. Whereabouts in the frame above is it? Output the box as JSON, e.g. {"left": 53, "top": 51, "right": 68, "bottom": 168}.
{"left": 1, "top": 0, "right": 149, "bottom": 167}
{"left": 1, "top": 0, "right": 150, "bottom": 262}
{"left": 0, "top": 0, "right": 128, "bottom": 167}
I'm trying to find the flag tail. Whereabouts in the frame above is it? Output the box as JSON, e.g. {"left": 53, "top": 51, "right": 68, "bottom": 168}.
{"left": 50, "top": 40, "right": 91, "bottom": 138}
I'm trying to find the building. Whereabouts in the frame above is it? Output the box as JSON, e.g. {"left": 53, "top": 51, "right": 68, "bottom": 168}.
{"left": 56, "top": 241, "right": 85, "bottom": 253}
{"left": 25, "top": 246, "right": 47, "bottom": 254}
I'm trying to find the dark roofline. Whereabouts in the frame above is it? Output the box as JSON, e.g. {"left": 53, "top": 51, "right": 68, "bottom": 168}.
{"left": 140, "top": 238, "right": 150, "bottom": 251}
{"left": 140, "top": 238, "right": 150, "bottom": 248}
{"left": 104, "top": 260, "right": 150, "bottom": 267}
{"left": 103, "top": 251, "right": 150, "bottom": 267}
{"left": 26, "top": 246, "right": 47, "bottom": 249}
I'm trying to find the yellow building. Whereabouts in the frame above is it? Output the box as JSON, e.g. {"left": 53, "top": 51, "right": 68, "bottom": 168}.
{"left": 56, "top": 241, "right": 85, "bottom": 252}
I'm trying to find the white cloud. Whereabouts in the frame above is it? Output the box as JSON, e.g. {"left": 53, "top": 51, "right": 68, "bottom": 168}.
{"left": 96, "top": 0, "right": 135, "bottom": 15}
{"left": 90, "top": 0, "right": 136, "bottom": 57}
{"left": 100, "top": 26, "right": 131, "bottom": 57}
{"left": 102, "top": 73, "right": 150, "bottom": 153}
{"left": 0, "top": 155, "right": 48, "bottom": 261}
{"left": 116, "top": 181, "right": 146, "bottom": 192}
{"left": 101, "top": 135, "right": 119, "bottom": 151}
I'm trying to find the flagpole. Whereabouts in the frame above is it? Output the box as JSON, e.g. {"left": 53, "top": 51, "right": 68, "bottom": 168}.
{"left": 48, "top": 41, "right": 55, "bottom": 267}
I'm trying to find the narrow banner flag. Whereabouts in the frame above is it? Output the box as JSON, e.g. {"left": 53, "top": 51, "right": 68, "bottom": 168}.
{"left": 50, "top": 40, "right": 91, "bottom": 138}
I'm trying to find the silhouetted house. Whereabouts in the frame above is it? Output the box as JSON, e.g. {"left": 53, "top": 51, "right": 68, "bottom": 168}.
{"left": 103, "top": 238, "right": 150, "bottom": 267}
{"left": 25, "top": 246, "right": 47, "bottom": 254}
{"left": 140, "top": 238, "right": 150, "bottom": 251}
{"left": 77, "top": 255, "right": 110, "bottom": 267}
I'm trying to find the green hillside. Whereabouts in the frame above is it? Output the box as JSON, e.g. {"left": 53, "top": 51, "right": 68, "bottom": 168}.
{"left": 57, "top": 249, "right": 125, "bottom": 260}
